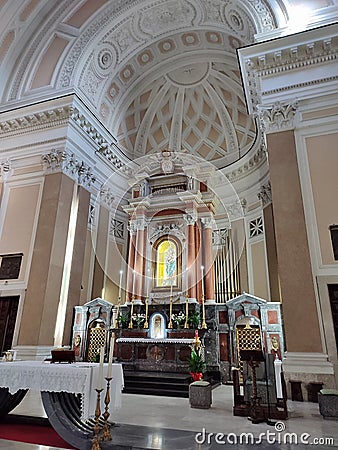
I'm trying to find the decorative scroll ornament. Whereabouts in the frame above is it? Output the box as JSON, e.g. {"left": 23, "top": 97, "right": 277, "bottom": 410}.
{"left": 258, "top": 181, "right": 272, "bottom": 206}
{"left": 256, "top": 101, "right": 298, "bottom": 133}
{"left": 42, "top": 150, "right": 96, "bottom": 187}
{"left": 149, "top": 223, "right": 184, "bottom": 242}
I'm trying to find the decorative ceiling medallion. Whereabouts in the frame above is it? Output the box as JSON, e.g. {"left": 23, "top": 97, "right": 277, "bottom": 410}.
{"left": 158, "top": 39, "right": 176, "bottom": 53}
{"left": 94, "top": 44, "right": 116, "bottom": 75}
{"left": 206, "top": 32, "right": 222, "bottom": 44}
{"left": 137, "top": 50, "right": 154, "bottom": 66}
{"left": 120, "top": 64, "right": 135, "bottom": 84}
{"left": 100, "top": 103, "right": 109, "bottom": 118}
{"left": 181, "top": 32, "right": 199, "bottom": 46}
{"left": 166, "top": 62, "right": 210, "bottom": 87}
{"left": 108, "top": 82, "right": 120, "bottom": 101}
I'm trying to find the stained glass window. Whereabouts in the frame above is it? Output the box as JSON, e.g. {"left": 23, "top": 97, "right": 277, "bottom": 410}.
{"left": 156, "top": 239, "right": 177, "bottom": 287}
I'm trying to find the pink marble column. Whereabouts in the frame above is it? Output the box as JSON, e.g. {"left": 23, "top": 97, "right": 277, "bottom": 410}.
{"left": 202, "top": 218, "right": 215, "bottom": 301}
{"left": 134, "top": 219, "right": 146, "bottom": 301}
{"left": 126, "top": 223, "right": 136, "bottom": 301}
{"left": 185, "top": 214, "right": 197, "bottom": 299}
{"left": 195, "top": 220, "right": 202, "bottom": 304}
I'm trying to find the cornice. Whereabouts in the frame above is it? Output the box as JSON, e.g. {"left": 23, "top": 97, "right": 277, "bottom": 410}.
{"left": 0, "top": 102, "right": 129, "bottom": 175}
{"left": 238, "top": 23, "right": 338, "bottom": 115}
{"left": 0, "top": 105, "right": 74, "bottom": 136}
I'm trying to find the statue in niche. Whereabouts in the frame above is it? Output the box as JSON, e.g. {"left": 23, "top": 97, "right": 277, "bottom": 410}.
{"left": 156, "top": 239, "right": 177, "bottom": 287}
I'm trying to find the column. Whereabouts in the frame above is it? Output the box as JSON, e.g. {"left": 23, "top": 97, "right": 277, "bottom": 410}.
{"left": 201, "top": 217, "right": 215, "bottom": 302}
{"left": 126, "top": 222, "right": 136, "bottom": 301}
{"left": 195, "top": 219, "right": 202, "bottom": 304}
{"left": 18, "top": 173, "right": 77, "bottom": 349}
{"left": 267, "top": 129, "right": 322, "bottom": 354}
{"left": 134, "top": 217, "right": 146, "bottom": 301}
{"left": 184, "top": 214, "right": 197, "bottom": 299}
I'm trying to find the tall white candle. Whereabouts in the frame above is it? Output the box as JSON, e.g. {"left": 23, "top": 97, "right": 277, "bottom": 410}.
{"left": 170, "top": 283, "right": 173, "bottom": 298}
{"left": 201, "top": 265, "right": 205, "bottom": 298}
{"left": 107, "top": 332, "right": 115, "bottom": 378}
{"left": 97, "top": 346, "right": 104, "bottom": 390}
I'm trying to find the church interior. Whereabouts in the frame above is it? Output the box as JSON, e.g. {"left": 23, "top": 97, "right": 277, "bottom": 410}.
{"left": 0, "top": 0, "right": 337, "bottom": 449}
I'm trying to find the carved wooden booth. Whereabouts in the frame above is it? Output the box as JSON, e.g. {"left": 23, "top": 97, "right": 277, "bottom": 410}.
{"left": 71, "top": 298, "right": 115, "bottom": 362}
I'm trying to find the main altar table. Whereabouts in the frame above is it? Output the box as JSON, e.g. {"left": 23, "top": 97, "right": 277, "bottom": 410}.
{"left": 0, "top": 361, "right": 124, "bottom": 449}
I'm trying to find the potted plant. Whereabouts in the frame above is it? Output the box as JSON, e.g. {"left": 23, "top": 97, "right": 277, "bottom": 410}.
{"left": 188, "top": 311, "right": 200, "bottom": 328}
{"left": 117, "top": 311, "right": 130, "bottom": 329}
{"left": 188, "top": 349, "right": 206, "bottom": 381}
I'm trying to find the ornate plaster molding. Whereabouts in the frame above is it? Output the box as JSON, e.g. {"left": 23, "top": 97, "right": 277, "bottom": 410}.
{"left": 238, "top": 27, "right": 338, "bottom": 114}
{"left": 149, "top": 222, "right": 185, "bottom": 243}
{"left": 225, "top": 145, "right": 266, "bottom": 183}
{"left": 226, "top": 198, "right": 247, "bottom": 221}
{"left": 99, "top": 187, "right": 115, "bottom": 208}
{"left": 0, "top": 106, "right": 74, "bottom": 136}
{"left": 183, "top": 213, "right": 197, "bottom": 226}
{"left": 42, "top": 149, "right": 96, "bottom": 187}
{"left": 0, "top": 159, "right": 12, "bottom": 180}
{"left": 256, "top": 100, "right": 298, "bottom": 133}
{"left": 257, "top": 180, "right": 271, "bottom": 206}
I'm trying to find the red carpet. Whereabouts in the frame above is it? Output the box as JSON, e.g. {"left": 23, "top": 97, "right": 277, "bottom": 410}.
{"left": 0, "top": 423, "right": 76, "bottom": 449}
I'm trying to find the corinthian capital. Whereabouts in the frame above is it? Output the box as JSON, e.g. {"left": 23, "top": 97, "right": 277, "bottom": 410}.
{"left": 183, "top": 213, "right": 197, "bottom": 226}
{"left": 201, "top": 217, "right": 213, "bottom": 229}
{"left": 256, "top": 100, "right": 298, "bottom": 133}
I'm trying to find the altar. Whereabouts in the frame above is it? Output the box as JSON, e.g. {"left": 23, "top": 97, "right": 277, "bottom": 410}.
{"left": 0, "top": 360, "right": 123, "bottom": 420}
{"left": 0, "top": 360, "right": 124, "bottom": 450}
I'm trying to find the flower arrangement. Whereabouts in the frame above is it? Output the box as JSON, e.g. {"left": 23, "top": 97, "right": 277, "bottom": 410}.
{"left": 132, "top": 313, "right": 146, "bottom": 328}
{"left": 171, "top": 311, "right": 186, "bottom": 328}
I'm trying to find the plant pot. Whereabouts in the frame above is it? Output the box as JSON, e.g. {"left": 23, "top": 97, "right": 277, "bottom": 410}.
{"left": 190, "top": 372, "right": 203, "bottom": 382}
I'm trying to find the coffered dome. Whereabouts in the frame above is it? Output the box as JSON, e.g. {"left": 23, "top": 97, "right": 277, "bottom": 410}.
{"left": 110, "top": 36, "right": 257, "bottom": 168}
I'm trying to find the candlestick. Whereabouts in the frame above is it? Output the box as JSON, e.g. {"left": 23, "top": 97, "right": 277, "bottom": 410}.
{"left": 201, "top": 293, "right": 207, "bottom": 329}
{"left": 144, "top": 297, "right": 149, "bottom": 328}
{"left": 100, "top": 377, "right": 112, "bottom": 442}
{"left": 168, "top": 296, "right": 173, "bottom": 328}
{"left": 128, "top": 296, "right": 134, "bottom": 328}
{"left": 97, "top": 346, "right": 104, "bottom": 390}
{"left": 107, "top": 332, "right": 115, "bottom": 378}
{"left": 184, "top": 293, "right": 189, "bottom": 328}
{"left": 91, "top": 388, "right": 103, "bottom": 450}
{"left": 113, "top": 301, "right": 120, "bottom": 329}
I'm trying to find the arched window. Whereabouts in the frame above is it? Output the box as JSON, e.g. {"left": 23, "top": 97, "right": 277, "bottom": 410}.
{"left": 155, "top": 238, "right": 179, "bottom": 288}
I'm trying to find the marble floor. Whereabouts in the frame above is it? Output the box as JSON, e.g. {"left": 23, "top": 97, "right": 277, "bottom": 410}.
{"left": 1, "top": 385, "right": 337, "bottom": 449}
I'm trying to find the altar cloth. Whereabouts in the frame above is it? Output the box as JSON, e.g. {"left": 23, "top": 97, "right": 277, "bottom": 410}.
{"left": 0, "top": 361, "right": 124, "bottom": 421}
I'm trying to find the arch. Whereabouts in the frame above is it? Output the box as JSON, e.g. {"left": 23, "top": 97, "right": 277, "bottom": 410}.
{"left": 153, "top": 236, "right": 181, "bottom": 289}
{"left": 149, "top": 312, "right": 167, "bottom": 339}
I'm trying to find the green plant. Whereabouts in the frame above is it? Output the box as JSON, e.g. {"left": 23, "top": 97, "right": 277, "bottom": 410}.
{"left": 188, "top": 350, "right": 206, "bottom": 373}
{"left": 188, "top": 311, "right": 200, "bottom": 328}
{"left": 117, "top": 311, "right": 130, "bottom": 328}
